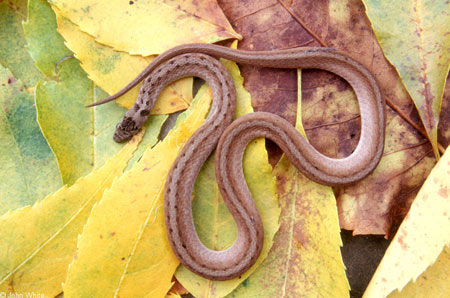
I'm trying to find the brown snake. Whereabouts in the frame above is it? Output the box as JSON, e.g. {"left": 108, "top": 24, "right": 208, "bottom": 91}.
{"left": 89, "top": 44, "right": 385, "bottom": 280}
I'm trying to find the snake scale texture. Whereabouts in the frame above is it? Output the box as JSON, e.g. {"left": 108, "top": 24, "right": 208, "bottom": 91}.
{"left": 89, "top": 44, "right": 385, "bottom": 280}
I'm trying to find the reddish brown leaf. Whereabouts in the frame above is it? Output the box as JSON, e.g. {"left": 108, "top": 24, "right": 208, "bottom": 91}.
{"left": 218, "top": 0, "right": 438, "bottom": 235}
{"left": 439, "top": 73, "right": 450, "bottom": 147}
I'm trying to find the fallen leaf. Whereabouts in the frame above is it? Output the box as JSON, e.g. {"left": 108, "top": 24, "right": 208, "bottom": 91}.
{"left": 0, "top": 65, "right": 60, "bottom": 215}
{"left": 54, "top": 9, "right": 193, "bottom": 112}
{"left": 48, "top": 0, "right": 241, "bottom": 55}
{"left": 175, "top": 44, "right": 280, "bottom": 298}
{"left": 218, "top": 0, "right": 438, "bottom": 235}
{"left": 228, "top": 72, "right": 349, "bottom": 297}
{"left": 22, "top": 0, "right": 73, "bottom": 77}
{"left": 91, "top": 88, "right": 169, "bottom": 171}
{"left": 4, "top": 0, "right": 27, "bottom": 15}
{"left": 362, "top": 0, "right": 450, "bottom": 159}
{"left": 218, "top": 0, "right": 310, "bottom": 127}
{"left": 63, "top": 85, "right": 212, "bottom": 298}
{"left": 36, "top": 60, "right": 167, "bottom": 184}
{"left": 32, "top": 1, "right": 167, "bottom": 184}
{"left": 0, "top": 130, "right": 143, "bottom": 297}
{"left": 363, "top": 146, "right": 450, "bottom": 297}
{"left": 388, "top": 246, "right": 450, "bottom": 298}
{"left": 440, "top": 74, "right": 450, "bottom": 146}
{"left": 337, "top": 112, "right": 435, "bottom": 235}
{"left": 0, "top": 0, "right": 43, "bottom": 89}
{"left": 168, "top": 278, "right": 188, "bottom": 296}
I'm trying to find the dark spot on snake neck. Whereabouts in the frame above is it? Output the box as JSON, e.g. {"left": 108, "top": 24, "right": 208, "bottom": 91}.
{"left": 146, "top": 100, "right": 150, "bottom": 105}
{"left": 140, "top": 110, "right": 150, "bottom": 116}
{"left": 134, "top": 104, "right": 140, "bottom": 111}
{"left": 121, "top": 117, "right": 137, "bottom": 131}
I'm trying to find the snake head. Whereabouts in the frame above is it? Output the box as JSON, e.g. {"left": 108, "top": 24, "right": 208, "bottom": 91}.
{"left": 113, "top": 117, "right": 140, "bottom": 143}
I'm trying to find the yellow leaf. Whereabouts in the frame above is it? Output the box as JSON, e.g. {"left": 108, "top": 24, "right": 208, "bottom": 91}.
{"left": 48, "top": 0, "right": 241, "bottom": 56}
{"left": 364, "top": 146, "right": 450, "bottom": 297}
{"left": 228, "top": 71, "right": 349, "bottom": 297}
{"left": 63, "top": 86, "right": 213, "bottom": 297}
{"left": 54, "top": 9, "right": 193, "bottom": 111}
{"left": 388, "top": 246, "right": 450, "bottom": 297}
{"left": 0, "top": 130, "right": 143, "bottom": 297}
{"left": 174, "top": 42, "right": 280, "bottom": 298}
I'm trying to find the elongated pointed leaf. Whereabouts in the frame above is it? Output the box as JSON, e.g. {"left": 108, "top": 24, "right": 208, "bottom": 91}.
{"left": 364, "top": 146, "right": 450, "bottom": 297}
{"left": 0, "top": 65, "right": 60, "bottom": 215}
{"left": 363, "top": 0, "right": 450, "bottom": 158}
{"left": 23, "top": 0, "right": 73, "bottom": 77}
{"left": 0, "top": 131, "right": 143, "bottom": 297}
{"left": 48, "top": 0, "right": 241, "bottom": 55}
{"left": 388, "top": 246, "right": 450, "bottom": 297}
{"left": 63, "top": 86, "right": 212, "bottom": 298}
{"left": 54, "top": 10, "right": 193, "bottom": 111}
{"left": 0, "top": 0, "right": 43, "bottom": 89}
{"left": 32, "top": 0, "right": 167, "bottom": 184}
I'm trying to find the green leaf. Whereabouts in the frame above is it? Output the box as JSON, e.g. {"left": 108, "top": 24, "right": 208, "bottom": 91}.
{"left": 0, "top": 0, "right": 43, "bottom": 89}
{"left": 36, "top": 59, "right": 167, "bottom": 184}
{"left": 23, "top": 0, "right": 73, "bottom": 77}
{"left": 32, "top": 0, "right": 167, "bottom": 184}
{"left": 0, "top": 65, "right": 60, "bottom": 215}
{"left": 362, "top": 0, "right": 450, "bottom": 158}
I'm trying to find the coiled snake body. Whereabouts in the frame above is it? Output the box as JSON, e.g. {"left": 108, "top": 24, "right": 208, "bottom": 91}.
{"left": 89, "top": 44, "right": 385, "bottom": 280}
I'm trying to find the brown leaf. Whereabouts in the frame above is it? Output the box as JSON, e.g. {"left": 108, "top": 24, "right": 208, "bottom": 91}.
{"left": 439, "top": 73, "right": 450, "bottom": 147}
{"left": 169, "top": 278, "right": 189, "bottom": 296}
{"left": 218, "top": 0, "right": 438, "bottom": 235}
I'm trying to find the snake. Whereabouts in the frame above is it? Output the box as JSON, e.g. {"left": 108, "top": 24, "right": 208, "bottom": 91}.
{"left": 88, "top": 43, "right": 385, "bottom": 280}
